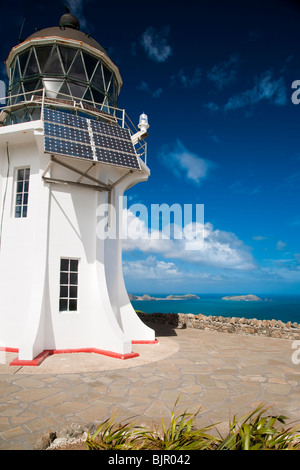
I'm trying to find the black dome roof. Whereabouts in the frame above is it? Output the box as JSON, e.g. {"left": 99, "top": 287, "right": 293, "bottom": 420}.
{"left": 24, "top": 12, "right": 107, "bottom": 55}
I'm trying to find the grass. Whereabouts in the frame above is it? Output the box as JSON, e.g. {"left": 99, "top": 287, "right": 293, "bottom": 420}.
{"left": 85, "top": 398, "right": 300, "bottom": 450}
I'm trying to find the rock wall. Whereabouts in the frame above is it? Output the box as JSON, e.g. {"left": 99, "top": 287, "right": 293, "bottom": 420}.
{"left": 136, "top": 311, "right": 300, "bottom": 340}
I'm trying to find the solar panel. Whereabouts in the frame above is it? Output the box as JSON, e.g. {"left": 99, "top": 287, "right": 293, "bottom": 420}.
{"left": 90, "top": 120, "right": 131, "bottom": 140}
{"left": 43, "top": 108, "right": 140, "bottom": 170}
{"left": 44, "top": 137, "right": 94, "bottom": 160}
{"left": 44, "top": 122, "right": 90, "bottom": 144}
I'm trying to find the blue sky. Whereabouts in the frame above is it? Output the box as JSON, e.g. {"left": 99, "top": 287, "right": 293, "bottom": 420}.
{"left": 1, "top": 0, "right": 300, "bottom": 295}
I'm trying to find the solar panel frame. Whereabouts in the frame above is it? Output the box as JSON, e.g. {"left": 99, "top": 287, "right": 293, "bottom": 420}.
{"left": 43, "top": 108, "right": 141, "bottom": 170}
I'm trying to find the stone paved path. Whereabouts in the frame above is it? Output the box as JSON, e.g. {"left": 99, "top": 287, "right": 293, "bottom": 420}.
{"left": 0, "top": 324, "right": 299, "bottom": 450}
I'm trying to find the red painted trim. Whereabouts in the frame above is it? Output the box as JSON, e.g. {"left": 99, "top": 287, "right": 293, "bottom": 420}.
{"left": 0, "top": 347, "right": 19, "bottom": 353}
{"left": 132, "top": 339, "right": 159, "bottom": 344}
{"left": 10, "top": 350, "right": 51, "bottom": 367}
{"left": 52, "top": 348, "right": 139, "bottom": 360}
{"left": 9, "top": 347, "right": 139, "bottom": 366}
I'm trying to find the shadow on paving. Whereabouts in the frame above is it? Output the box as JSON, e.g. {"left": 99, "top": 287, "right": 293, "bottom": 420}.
{"left": 146, "top": 320, "right": 182, "bottom": 337}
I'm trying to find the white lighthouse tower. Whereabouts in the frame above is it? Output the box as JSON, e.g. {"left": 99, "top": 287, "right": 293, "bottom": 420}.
{"left": 0, "top": 10, "right": 155, "bottom": 365}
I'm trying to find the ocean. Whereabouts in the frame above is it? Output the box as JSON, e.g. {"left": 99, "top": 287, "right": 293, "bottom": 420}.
{"left": 131, "top": 294, "right": 300, "bottom": 324}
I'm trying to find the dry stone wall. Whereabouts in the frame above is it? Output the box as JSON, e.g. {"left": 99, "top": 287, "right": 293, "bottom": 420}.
{"left": 136, "top": 311, "right": 300, "bottom": 340}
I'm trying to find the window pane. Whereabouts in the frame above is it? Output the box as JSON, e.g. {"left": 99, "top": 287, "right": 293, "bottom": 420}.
{"left": 60, "top": 272, "right": 68, "bottom": 284}
{"left": 60, "top": 285, "right": 68, "bottom": 298}
{"left": 35, "top": 46, "right": 53, "bottom": 71}
{"left": 17, "top": 169, "right": 24, "bottom": 180}
{"left": 19, "top": 51, "right": 29, "bottom": 75}
{"left": 22, "top": 193, "right": 28, "bottom": 205}
{"left": 68, "top": 80, "right": 86, "bottom": 99}
{"left": 11, "top": 60, "right": 21, "bottom": 86}
{"left": 91, "top": 87, "right": 104, "bottom": 105}
{"left": 22, "top": 206, "right": 27, "bottom": 217}
{"left": 26, "top": 50, "right": 39, "bottom": 76}
{"left": 69, "top": 299, "right": 77, "bottom": 311}
{"left": 103, "top": 65, "right": 112, "bottom": 90}
{"left": 57, "top": 81, "right": 70, "bottom": 98}
{"left": 68, "top": 51, "right": 87, "bottom": 81}
{"left": 82, "top": 87, "right": 93, "bottom": 103}
{"left": 60, "top": 258, "right": 69, "bottom": 271}
{"left": 91, "top": 63, "right": 104, "bottom": 92}
{"left": 59, "top": 299, "right": 68, "bottom": 311}
{"left": 43, "top": 47, "right": 63, "bottom": 75}
{"left": 70, "top": 272, "right": 78, "bottom": 285}
{"left": 70, "top": 259, "right": 78, "bottom": 272}
{"left": 16, "top": 193, "right": 22, "bottom": 205}
{"left": 15, "top": 206, "right": 21, "bottom": 218}
{"left": 69, "top": 285, "right": 77, "bottom": 298}
{"left": 82, "top": 52, "right": 98, "bottom": 79}
{"left": 59, "top": 46, "right": 77, "bottom": 74}
{"left": 23, "top": 80, "right": 39, "bottom": 93}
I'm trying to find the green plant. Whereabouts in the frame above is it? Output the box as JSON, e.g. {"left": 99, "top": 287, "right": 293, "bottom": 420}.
{"left": 215, "top": 404, "right": 300, "bottom": 450}
{"left": 85, "top": 400, "right": 300, "bottom": 451}
{"left": 142, "top": 397, "right": 218, "bottom": 450}
{"left": 85, "top": 414, "right": 146, "bottom": 450}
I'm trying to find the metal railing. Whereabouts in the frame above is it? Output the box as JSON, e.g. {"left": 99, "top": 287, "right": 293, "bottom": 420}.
{"left": 0, "top": 88, "right": 148, "bottom": 164}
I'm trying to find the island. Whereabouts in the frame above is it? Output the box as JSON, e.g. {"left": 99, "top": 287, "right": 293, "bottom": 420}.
{"left": 129, "top": 294, "right": 200, "bottom": 301}
{"left": 128, "top": 294, "right": 157, "bottom": 301}
{"left": 165, "top": 294, "right": 200, "bottom": 300}
{"left": 222, "top": 294, "right": 262, "bottom": 301}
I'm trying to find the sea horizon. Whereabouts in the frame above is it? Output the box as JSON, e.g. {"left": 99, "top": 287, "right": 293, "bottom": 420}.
{"left": 130, "top": 293, "right": 300, "bottom": 324}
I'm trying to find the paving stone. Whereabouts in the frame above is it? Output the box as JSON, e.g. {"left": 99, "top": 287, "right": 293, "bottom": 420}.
{"left": 0, "top": 325, "right": 299, "bottom": 450}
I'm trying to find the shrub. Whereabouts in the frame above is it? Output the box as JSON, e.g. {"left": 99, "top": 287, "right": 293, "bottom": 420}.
{"left": 85, "top": 399, "right": 300, "bottom": 451}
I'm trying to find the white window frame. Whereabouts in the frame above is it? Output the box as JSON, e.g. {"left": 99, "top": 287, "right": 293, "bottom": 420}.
{"left": 14, "top": 167, "right": 30, "bottom": 218}
{"left": 59, "top": 257, "right": 79, "bottom": 313}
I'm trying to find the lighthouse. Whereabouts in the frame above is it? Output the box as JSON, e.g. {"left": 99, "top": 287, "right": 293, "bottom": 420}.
{"left": 0, "top": 11, "right": 155, "bottom": 365}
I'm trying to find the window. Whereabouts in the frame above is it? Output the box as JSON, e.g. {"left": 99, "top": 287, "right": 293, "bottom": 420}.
{"left": 59, "top": 258, "right": 79, "bottom": 312}
{"left": 15, "top": 168, "right": 30, "bottom": 218}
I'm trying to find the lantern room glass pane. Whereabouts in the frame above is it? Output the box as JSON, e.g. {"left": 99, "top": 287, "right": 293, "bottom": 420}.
{"left": 59, "top": 46, "right": 77, "bottom": 74}
{"left": 82, "top": 52, "right": 98, "bottom": 79}
{"left": 91, "top": 87, "right": 104, "bottom": 105}
{"left": 35, "top": 46, "right": 53, "bottom": 71}
{"left": 103, "top": 65, "right": 112, "bottom": 91}
{"left": 26, "top": 49, "right": 39, "bottom": 76}
{"left": 68, "top": 51, "right": 87, "bottom": 82}
{"left": 58, "top": 81, "right": 71, "bottom": 98}
{"left": 19, "top": 51, "right": 29, "bottom": 75}
{"left": 11, "top": 59, "right": 21, "bottom": 86}
{"left": 23, "top": 80, "right": 39, "bottom": 93}
{"left": 68, "top": 80, "right": 86, "bottom": 99}
{"left": 43, "top": 46, "right": 64, "bottom": 75}
{"left": 91, "top": 63, "right": 105, "bottom": 92}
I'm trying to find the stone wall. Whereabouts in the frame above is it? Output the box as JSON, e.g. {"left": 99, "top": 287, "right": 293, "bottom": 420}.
{"left": 136, "top": 311, "right": 300, "bottom": 340}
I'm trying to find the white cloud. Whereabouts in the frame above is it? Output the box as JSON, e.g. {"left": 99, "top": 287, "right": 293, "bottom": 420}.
{"left": 224, "top": 70, "right": 287, "bottom": 111}
{"left": 276, "top": 240, "right": 287, "bottom": 251}
{"left": 65, "top": 0, "right": 88, "bottom": 30}
{"left": 158, "top": 140, "right": 216, "bottom": 185}
{"left": 207, "top": 55, "right": 239, "bottom": 90}
{"left": 137, "top": 81, "right": 163, "bottom": 98}
{"left": 171, "top": 68, "right": 202, "bottom": 88}
{"left": 141, "top": 26, "right": 172, "bottom": 63}
{"left": 205, "top": 70, "right": 287, "bottom": 114}
{"left": 123, "top": 256, "right": 181, "bottom": 280}
{"left": 252, "top": 235, "right": 268, "bottom": 241}
{"left": 122, "top": 209, "right": 255, "bottom": 271}
{"left": 203, "top": 102, "right": 220, "bottom": 113}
